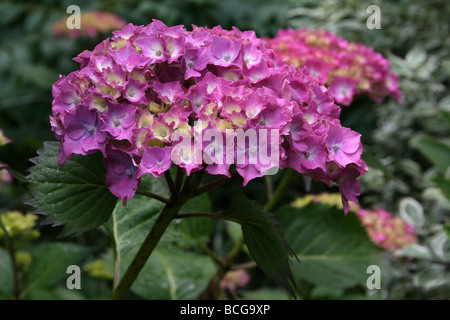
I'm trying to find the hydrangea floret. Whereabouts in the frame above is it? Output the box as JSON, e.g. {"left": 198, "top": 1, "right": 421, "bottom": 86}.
{"left": 51, "top": 20, "right": 368, "bottom": 212}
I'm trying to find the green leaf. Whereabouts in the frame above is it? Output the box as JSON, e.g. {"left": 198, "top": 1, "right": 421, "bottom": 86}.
{"left": 0, "top": 248, "right": 13, "bottom": 299}
{"left": 405, "top": 47, "right": 427, "bottom": 68}
{"left": 105, "top": 175, "right": 216, "bottom": 290}
{"left": 395, "top": 244, "right": 432, "bottom": 260}
{"left": 15, "top": 64, "right": 58, "bottom": 89}
{"left": 431, "top": 177, "right": 450, "bottom": 199}
{"left": 105, "top": 175, "right": 170, "bottom": 261}
{"left": 27, "top": 141, "right": 118, "bottom": 237}
{"left": 176, "top": 192, "right": 212, "bottom": 246}
{"left": 22, "top": 242, "right": 89, "bottom": 298}
{"left": 5, "top": 167, "right": 29, "bottom": 185}
{"left": 242, "top": 288, "right": 291, "bottom": 300}
{"left": 412, "top": 135, "right": 450, "bottom": 174}
{"left": 444, "top": 223, "right": 450, "bottom": 239}
{"left": 105, "top": 171, "right": 219, "bottom": 299}
{"left": 439, "top": 110, "right": 450, "bottom": 128}
{"left": 127, "top": 247, "right": 215, "bottom": 300}
{"left": 226, "top": 221, "right": 249, "bottom": 255}
{"left": 276, "top": 203, "right": 385, "bottom": 289}
{"left": 104, "top": 174, "right": 170, "bottom": 287}
{"left": 27, "top": 286, "right": 85, "bottom": 300}
{"left": 227, "top": 220, "right": 243, "bottom": 243}
{"left": 105, "top": 175, "right": 214, "bottom": 294}
{"left": 399, "top": 197, "right": 425, "bottom": 229}
{"left": 224, "top": 194, "right": 295, "bottom": 296}
{"left": 415, "top": 265, "right": 450, "bottom": 292}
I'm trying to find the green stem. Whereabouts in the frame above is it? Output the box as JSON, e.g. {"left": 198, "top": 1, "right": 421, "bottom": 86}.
{"left": 193, "top": 170, "right": 238, "bottom": 197}
{"left": 201, "top": 234, "right": 245, "bottom": 299}
{"left": 231, "top": 261, "right": 257, "bottom": 270}
{"left": 207, "top": 169, "right": 296, "bottom": 297}
{"left": 199, "top": 244, "right": 225, "bottom": 268}
{"left": 110, "top": 200, "right": 184, "bottom": 300}
{"left": 135, "top": 189, "right": 170, "bottom": 204}
{"left": 225, "top": 236, "right": 244, "bottom": 264}
{"left": 110, "top": 171, "right": 205, "bottom": 300}
{"left": 165, "top": 171, "right": 178, "bottom": 196}
{"left": 0, "top": 220, "right": 20, "bottom": 300}
{"left": 265, "top": 175, "right": 273, "bottom": 202}
{"left": 176, "top": 212, "right": 239, "bottom": 224}
{"left": 6, "top": 237, "right": 20, "bottom": 300}
{"left": 175, "top": 167, "right": 184, "bottom": 191}
{"left": 263, "top": 168, "right": 295, "bottom": 212}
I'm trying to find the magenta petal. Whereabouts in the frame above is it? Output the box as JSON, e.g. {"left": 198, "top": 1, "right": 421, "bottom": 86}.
{"left": 209, "top": 36, "right": 242, "bottom": 67}
{"left": 104, "top": 148, "right": 140, "bottom": 205}
{"left": 236, "top": 164, "right": 264, "bottom": 186}
{"left": 137, "top": 146, "right": 173, "bottom": 178}
{"left": 328, "top": 76, "right": 357, "bottom": 106}
{"left": 101, "top": 101, "right": 137, "bottom": 141}
{"left": 62, "top": 107, "right": 107, "bottom": 159}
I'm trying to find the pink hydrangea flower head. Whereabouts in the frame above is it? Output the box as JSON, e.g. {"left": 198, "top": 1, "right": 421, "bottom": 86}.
{"left": 356, "top": 207, "right": 417, "bottom": 251}
{"left": 265, "top": 28, "right": 403, "bottom": 105}
{"left": 51, "top": 20, "right": 368, "bottom": 209}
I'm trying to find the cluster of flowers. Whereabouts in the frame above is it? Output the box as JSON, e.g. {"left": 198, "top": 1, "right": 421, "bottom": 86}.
{"left": 0, "top": 130, "right": 12, "bottom": 190}
{"left": 292, "top": 193, "right": 417, "bottom": 251}
{"left": 0, "top": 211, "right": 39, "bottom": 272}
{"left": 291, "top": 192, "right": 358, "bottom": 211}
{"left": 51, "top": 20, "right": 367, "bottom": 211}
{"left": 52, "top": 11, "right": 127, "bottom": 38}
{"left": 265, "top": 28, "right": 403, "bottom": 106}
{"left": 357, "top": 207, "right": 417, "bottom": 252}
{"left": 0, "top": 211, "right": 40, "bottom": 242}
{"left": 220, "top": 269, "right": 250, "bottom": 292}
{"left": 84, "top": 260, "right": 114, "bottom": 280}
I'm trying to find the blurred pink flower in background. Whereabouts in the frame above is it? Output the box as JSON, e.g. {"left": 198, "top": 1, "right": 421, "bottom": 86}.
{"left": 0, "top": 130, "right": 12, "bottom": 189}
{"left": 220, "top": 269, "right": 251, "bottom": 291}
{"left": 356, "top": 208, "right": 417, "bottom": 252}
{"left": 0, "top": 163, "right": 13, "bottom": 189}
{"left": 265, "top": 28, "right": 403, "bottom": 106}
{"left": 52, "top": 11, "right": 127, "bottom": 38}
